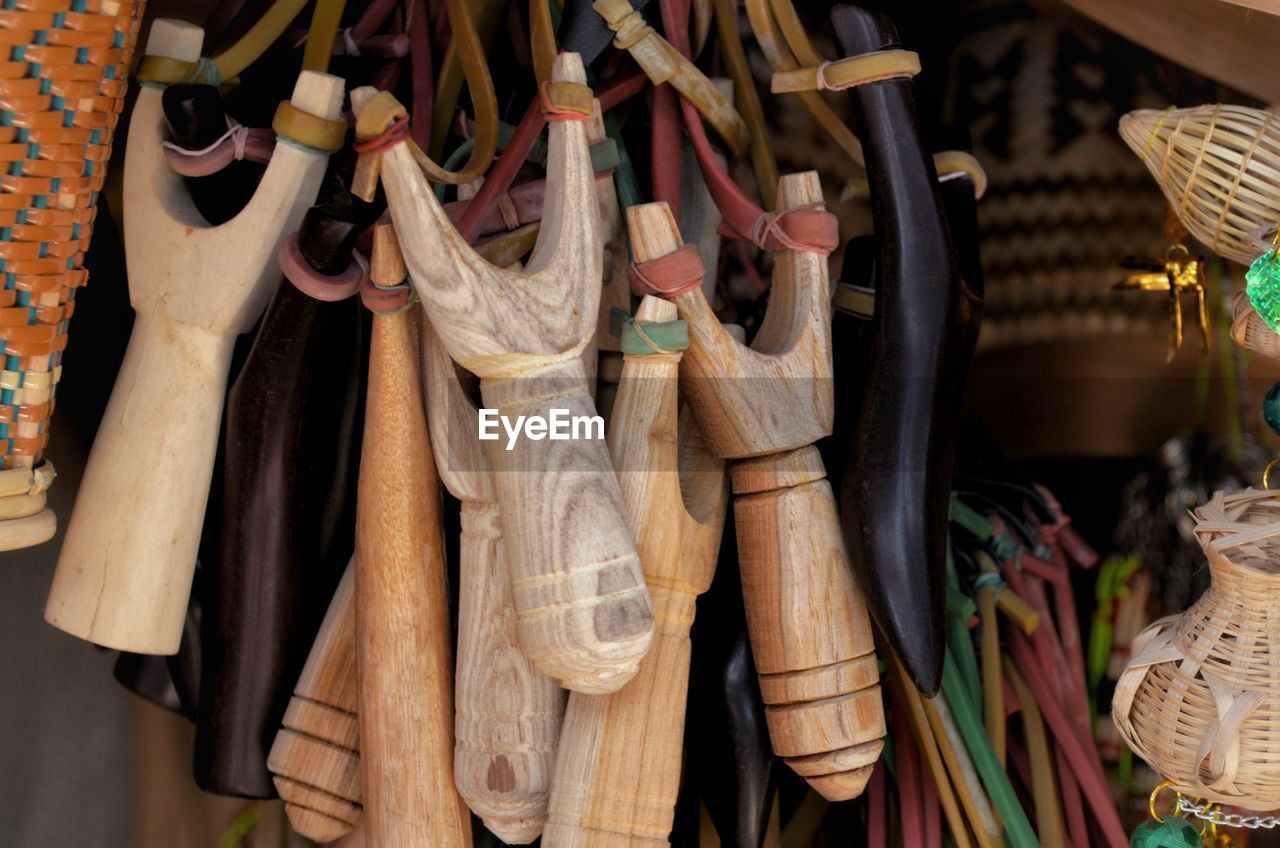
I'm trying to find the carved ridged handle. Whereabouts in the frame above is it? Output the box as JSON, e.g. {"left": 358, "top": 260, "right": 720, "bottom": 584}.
{"left": 732, "top": 446, "right": 885, "bottom": 802}
{"left": 46, "top": 313, "right": 235, "bottom": 654}
{"left": 268, "top": 559, "right": 362, "bottom": 843}
{"left": 455, "top": 498, "right": 566, "bottom": 844}
{"left": 357, "top": 301, "right": 471, "bottom": 847}
{"left": 481, "top": 357, "right": 654, "bottom": 695}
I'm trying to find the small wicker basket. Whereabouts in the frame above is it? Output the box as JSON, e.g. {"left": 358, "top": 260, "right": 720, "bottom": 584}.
{"left": 0, "top": 0, "right": 145, "bottom": 550}
{"left": 1120, "top": 105, "right": 1280, "bottom": 267}
{"left": 1230, "top": 290, "right": 1280, "bottom": 359}
{"left": 1114, "top": 488, "right": 1280, "bottom": 809}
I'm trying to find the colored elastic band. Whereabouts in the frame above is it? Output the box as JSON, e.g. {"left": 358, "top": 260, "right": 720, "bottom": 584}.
{"left": 162, "top": 118, "right": 275, "bottom": 177}
{"left": 628, "top": 243, "right": 706, "bottom": 297}
{"left": 748, "top": 202, "right": 838, "bottom": 254}
{"left": 279, "top": 233, "right": 367, "bottom": 301}
{"left": 933, "top": 150, "right": 988, "bottom": 200}
{"left": 539, "top": 81, "right": 594, "bottom": 122}
{"left": 272, "top": 100, "right": 347, "bottom": 152}
{"left": 355, "top": 112, "right": 410, "bottom": 153}
{"left": 770, "top": 49, "right": 921, "bottom": 93}
{"left": 361, "top": 277, "right": 418, "bottom": 314}
{"left": 621, "top": 317, "right": 688, "bottom": 355}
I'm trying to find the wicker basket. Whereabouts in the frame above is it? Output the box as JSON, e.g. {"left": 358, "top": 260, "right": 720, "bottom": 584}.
{"left": 1230, "top": 290, "right": 1280, "bottom": 359}
{"left": 1120, "top": 105, "right": 1280, "bottom": 267}
{"left": 0, "top": 0, "right": 145, "bottom": 550}
{"left": 1113, "top": 489, "right": 1280, "bottom": 809}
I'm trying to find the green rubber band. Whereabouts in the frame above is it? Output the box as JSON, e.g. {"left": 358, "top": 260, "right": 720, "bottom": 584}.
{"left": 949, "top": 495, "right": 994, "bottom": 540}
{"left": 369, "top": 283, "right": 421, "bottom": 316}
{"left": 589, "top": 138, "right": 620, "bottom": 172}
{"left": 621, "top": 319, "right": 687, "bottom": 355}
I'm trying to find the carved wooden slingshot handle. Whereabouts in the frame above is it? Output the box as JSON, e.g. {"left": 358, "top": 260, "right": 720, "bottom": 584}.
{"left": 351, "top": 53, "right": 653, "bottom": 695}
{"left": 632, "top": 184, "right": 885, "bottom": 801}
{"left": 543, "top": 206, "right": 729, "bottom": 848}
{"left": 422, "top": 318, "right": 566, "bottom": 845}
{"left": 356, "top": 225, "right": 472, "bottom": 848}
{"left": 268, "top": 558, "right": 363, "bottom": 843}
{"left": 44, "top": 18, "right": 345, "bottom": 655}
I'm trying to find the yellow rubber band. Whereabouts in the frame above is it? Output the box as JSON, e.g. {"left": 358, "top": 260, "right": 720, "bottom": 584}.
{"left": 770, "top": 49, "right": 921, "bottom": 93}
{"left": 272, "top": 100, "right": 347, "bottom": 152}
{"left": 301, "top": 0, "right": 349, "bottom": 72}
{"left": 135, "top": 54, "right": 201, "bottom": 86}
{"left": 934, "top": 150, "right": 988, "bottom": 200}
{"left": 542, "top": 81, "right": 594, "bottom": 116}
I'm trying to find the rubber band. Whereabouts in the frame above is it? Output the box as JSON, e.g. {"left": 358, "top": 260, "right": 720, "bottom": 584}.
{"left": 628, "top": 243, "right": 706, "bottom": 297}
{"left": 361, "top": 276, "right": 419, "bottom": 314}
{"left": 620, "top": 317, "right": 688, "bottom": 355}
{"left": 933, "top": 150, "right": 988, "bottom": 200}
{"left": 355, "top": 112, "right": 410, "bottom": 153}
{"left": 272, "top": 100, "right": 347, "bottom": 153}
{"left": 279, "top": 232, "right": 367, "bottom": 301}
{"left": 770, "top": 50, "right": 920, "bottom": 93}
{"left": 539, "top": 80, "right": 593, "bottom": 122}
{"left": 747, "top": 202, "right": 838, "bottom": 254}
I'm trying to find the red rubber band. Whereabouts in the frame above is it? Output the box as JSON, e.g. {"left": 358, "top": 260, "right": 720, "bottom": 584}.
{"left": 628, "top": 243, "right": 705, "bottom": 297}
{"left": 354, "top": 113, "right": 410, "bottom": 154}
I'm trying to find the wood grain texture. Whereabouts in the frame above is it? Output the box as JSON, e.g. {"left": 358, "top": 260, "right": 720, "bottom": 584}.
{"left": 268, "top": 559, "right": 362, "bottom": 843}
{"left": 353, "top": 55, "right": 653, "bottom": 695}
{"left": 635, "top": 192, "right": 885, "bottom": 801}
{"left": 422, "top": 320, "right": 566, "bottom": 844}
{"left": 45, "top": 19, "right": 344, "bottom": 654}
{"left": 1047, "top": 0, "right": 1280, "bottom": 103}
{"left": 670, "top": 175, "right": 832, "bottom": 460}
{"left": 355, "top": 225, "right": 471, "bottom": 848}
{"left": 544, "top": 280, "right": 728, "bottom": 847}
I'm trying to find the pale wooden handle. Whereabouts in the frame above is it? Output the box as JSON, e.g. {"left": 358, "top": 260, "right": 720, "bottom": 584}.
{"left": 268, "top": 559, "right": 362, "bottom": 843}
{"left": 481, "top": 362, "right": 653, "bottom": 695}
{"left": 356, "top": 310, "right": 472, "bottom": 848}
{"left": 455, "top": 499, "right": 565, "bottom": 844}
{"left": 543, "top": 584, "right": 698, "bottom": 848}
{"left": 46, "top": 313, "right": 236, "bottom": 653}
{"left": 733, "top": 448, "right": 885, "bottom": 802}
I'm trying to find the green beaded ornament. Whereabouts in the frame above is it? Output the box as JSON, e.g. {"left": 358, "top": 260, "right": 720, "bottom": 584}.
{"left": 1129, "top": 816, "right": 1202, "bottom": 848}
{"left": 1246, "top": 249, "right": 1280, "bottom": 332}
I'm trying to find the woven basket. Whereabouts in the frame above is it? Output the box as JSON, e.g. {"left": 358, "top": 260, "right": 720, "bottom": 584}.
{"left": 1230, "top": 290, "right": 1280, "bottom": 359}
{"left": 1113, "top": 489, "right": 1280, "bottom": 809}
{"left": 1120, "top": 105, "right": 1280, "bottom": 267}
{"left": 0, "top": 0, "right": 145, "bottom": 550}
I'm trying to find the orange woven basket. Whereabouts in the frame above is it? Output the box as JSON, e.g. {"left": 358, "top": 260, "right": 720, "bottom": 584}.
{"left": 0, "top": 0, "right": 145, "bottom": 550}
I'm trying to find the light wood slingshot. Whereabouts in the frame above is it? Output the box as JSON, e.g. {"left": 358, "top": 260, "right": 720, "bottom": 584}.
{"left": 268, "top": 558, "right": 362, "bottom": 843}
{"left": 351, "top": 53, "right": 654, "bottom": 695}
{"left": 629, "top": 191, "right": 886, "bottom": 801}
{"left": 44, "top": 19, "right": 344, "bottom": 654}
{"left": 542, "top": 212, "right": 729, "bottom": 848}
{"left": 356, "top": 224, "right": 471, "bottom": 847}
{"left": 422, "top": 318, "right": 566, "bottom": 844}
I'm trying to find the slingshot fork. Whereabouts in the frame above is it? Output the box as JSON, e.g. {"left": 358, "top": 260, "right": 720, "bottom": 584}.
{"left": 45, "top": 19, "right": 344, "bottom": 655}
{"left": 630, "top": 185, "right": 886, "bottom": 801}
{"left": 350, "top": 52, "right": 653, "bottom": 695}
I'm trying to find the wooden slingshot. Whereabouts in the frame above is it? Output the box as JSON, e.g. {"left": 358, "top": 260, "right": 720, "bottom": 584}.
{"left": 356, "top": 225, "right": 471, "bottom": 847}
{"left": 543, "top": 208, "right": 729, "bottom": 847}
{"left": 626, "top": 190, "right": 885, "bottom": 801}
{"left": 350, "top": 53, "right": 654, "bottom": 695}
{"left": 268, "top": 557, "right": 363, "bottom": 843}
{"left": 44, "top": 19, "right": 344, "bottom": 655}
{"left": 422, "top": 317, "right": 566, "bottom": 844}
